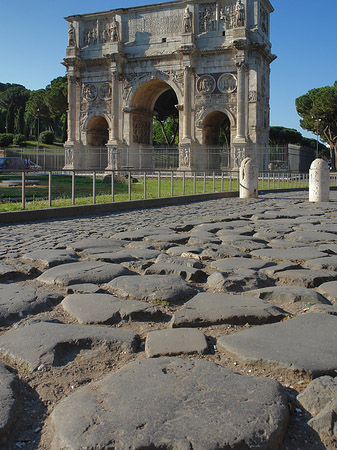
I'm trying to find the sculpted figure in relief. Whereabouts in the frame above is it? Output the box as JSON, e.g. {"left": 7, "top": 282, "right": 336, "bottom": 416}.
{"left": 197, "top": 75, "right": 216, "bottom": 95}
{"left": 235, "top": 0, "right": 245, "bottom": 27}
{"left": 203, "top": 9, "right": 211, "bottom": 32}
{"left": 183, "top": 7, "right": 192, "bottom": 33}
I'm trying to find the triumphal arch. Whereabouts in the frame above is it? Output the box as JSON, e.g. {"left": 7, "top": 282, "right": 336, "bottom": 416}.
{"left": 63, "top": 0, "right": 275, "bottom": 171}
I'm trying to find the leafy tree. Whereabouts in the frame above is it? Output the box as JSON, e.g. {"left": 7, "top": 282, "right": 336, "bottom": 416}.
{"left": 26, "top": 89, "right": 49, "bottom": 119}
{"left": 296, "top": 82, "right": 337, "bottom": 169}
{"left": 269, "top": 126, "right": 302, "bottom": 145}
{"left": 40, "top": 130, "right": 55, "bottom": 145}
{"left": 44, "top": 76, "right": 67, "bottom": 117}
{"left": 0, "top": 85, "right": 30, "bottom": 116}
{"left": 153, "top": 89, "right": 179, "bottom": 146}
{"left": 6, "top": 103, "right": 15, "bottom": 134}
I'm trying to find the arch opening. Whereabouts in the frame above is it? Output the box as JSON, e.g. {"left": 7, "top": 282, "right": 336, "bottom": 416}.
{"left": 202, "top": 111, "right": 231, "bottom": 147}
{"left": 130, "top": 80, "right": 179, "bottom": 146}
{"left": 87, "top": 116, "right": 109, "bottom": 147}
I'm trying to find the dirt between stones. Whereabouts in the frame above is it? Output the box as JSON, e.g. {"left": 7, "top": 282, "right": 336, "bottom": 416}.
{"left": 0, "top": 297, "right": 334, "bottom": 450}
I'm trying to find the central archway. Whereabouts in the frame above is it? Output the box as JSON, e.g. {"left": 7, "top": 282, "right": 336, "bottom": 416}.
{"left": 130, "top": 80, "right": 179, "bottom": 146}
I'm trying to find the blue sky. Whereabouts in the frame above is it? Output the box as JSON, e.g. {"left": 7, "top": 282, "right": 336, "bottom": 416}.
{"left": 1, "top": 0, "right": 336, "bottom": 139}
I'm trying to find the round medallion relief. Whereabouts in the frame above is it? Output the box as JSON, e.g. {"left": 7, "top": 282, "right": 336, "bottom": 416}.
{"left": 83, "top": 83, "right": 97, "bottom": 101}
{"left": 99, "top": 82, "right": 112, "bottom": 100}
{"left": 218, "top": 73, "right": 237, "bottom": 94}
{"left": 197, "top": 75, "right": 216, "bottom": 94}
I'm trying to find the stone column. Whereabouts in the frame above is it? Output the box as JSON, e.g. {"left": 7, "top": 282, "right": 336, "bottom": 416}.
{"left": 182, "top": 66, "right": 192, "bottom": 142}
{"left": 309, "top": 159, "right": 330, "bottom": 202}
{"left": 240, "top": 157, "right": 258, "bottom": 198}
{"left": 67, "top": 71, "right": 76, "bottom": 144}
{"left": 235, "top": 62, "right": 246, "bottom": 141}
{"left": 110, "top": 71, "right": 119, "bottom": 143}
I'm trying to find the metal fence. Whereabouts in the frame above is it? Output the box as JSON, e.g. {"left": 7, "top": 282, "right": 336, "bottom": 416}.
{"left": 1, "top": 168, "right": 337, "bottom": 211}
{"left": 1, "top": 144, "right": 315, "bottom": 173}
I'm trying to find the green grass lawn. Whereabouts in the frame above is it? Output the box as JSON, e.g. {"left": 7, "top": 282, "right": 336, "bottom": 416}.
{"left": 0, "top": 173, "right": 310, "bottom": 212}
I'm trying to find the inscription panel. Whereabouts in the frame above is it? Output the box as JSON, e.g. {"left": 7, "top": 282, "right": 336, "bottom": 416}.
{"left": 124, "top": 10, "right": 183, "bottom": 42}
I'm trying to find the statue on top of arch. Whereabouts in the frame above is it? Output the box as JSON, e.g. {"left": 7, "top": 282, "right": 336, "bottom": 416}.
{"left": 110, "top": 17, "right": 120, "bottom": 42}
{"left": 234, "top": 0, "right": 245, "bottom": 27}
{"left": 183, "top": 6, "right": 192, "bottom": 33}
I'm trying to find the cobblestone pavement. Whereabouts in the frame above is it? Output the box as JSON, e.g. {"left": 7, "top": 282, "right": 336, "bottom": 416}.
{"left": 0, "top": 192, "right": 336, "bottom": 450}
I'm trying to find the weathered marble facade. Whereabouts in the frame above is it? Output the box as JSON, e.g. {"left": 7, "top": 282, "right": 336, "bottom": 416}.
{"left": 63, "top": 0, "right": 275, "bottom": 170}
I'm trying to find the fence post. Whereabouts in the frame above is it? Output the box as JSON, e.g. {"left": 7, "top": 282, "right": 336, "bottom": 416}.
{"left": 72, "top": 171, "right": 75, "bottom": 205}
{"left": 128, "top": 171, "right": 131, "bottom": 201}
{"left": 111, "top": 171, "right": 115, "bottom": 202}
{"left": 221, "top": 171, "right": 224, "bottom": 192}
{"left": 229, "top": 172, "right": 232, "bottom": 192}
{"left": 144, "top": 172, "right": 147, "bottom": 199}
{"left": 92, "top": 171, "right": 96, "bottom": 204}
{"left": 182, "top": 171, "right": 185, "bottom": 195}
{"left": 213, "top": 172, "right": 215, "bottom": 192}
{"left": 48, "top": 171, "right": 52, "bottom": 207}
{"left": 193, "top": 172, "right": 196, "bottom": 194}
{"left": 21, "top": 171, "right": 26, "bottom": 210}
{"left": 203, "top": 172, "right": 206, "bottom": 193}
{"left": 158, "top": 171, "right": 161, "bottom": 198}
{"left": 171, "top": 171, "right": 174, "bottom": 197}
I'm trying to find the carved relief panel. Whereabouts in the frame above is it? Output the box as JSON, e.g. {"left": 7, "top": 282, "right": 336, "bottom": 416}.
{"left": 199, "top": 3, "right": 217, "bottom": 32}
{"left": 196, "top": 73, "right": 237, "bottom": 98}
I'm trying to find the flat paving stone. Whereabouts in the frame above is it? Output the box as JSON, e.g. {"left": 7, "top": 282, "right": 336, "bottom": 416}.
{"left": 20, "top": 249, "right": 78, "bottom": 269}
{"left": 105, "top": 275, "right": 198, "bottom": 303}
{"left": 275, "top": 269, "right": 337, "bottom": 288}
{"left": 166, "top": 246, "right": 203, "bottom": 256}
{"left": 303, "top": 255, "right": 337, "bottom": 271}
{"left": 37, "top": 261, "right": 135, "bottom": 287}
{"left": 171, "top": 292, "right": 286, "bottom": 327}
{"left": 0, "top": 262, "right": 22, "bottom": 281}
{"left": 67, "top": 238, "right": 127, "bottom": 253}
{"left": 145, "top": 328, "right": 208, "bottom": 357}
{"left": 85, "top": 248, "right": 160, "bottom": 263}
{"left": 62, "top": 293, "right": 160, "bottom": 324}
{"left": 211, "top": 257, "right": 274, "bottom": 272}
{"left": 144, "top": 263, "right": 206, "bottom": 282}
{"left": 244, "top": 286, "right": 329, "bottom": 306}
{"left": 200, "top": 245, "right": 247, "bottom": 259}
{"left": 251, "top": 247, "right": 326, "bottom": 262}
{"left": 144, "top": 233, "right": 189, "bottom": 244}
{"left": 297, "top": 376, "right": 337, "bottom": 416}
{"left": 317, "top": 281, "right": 337, "bottom": 303}
{"left": 0, "top": 363, "right": 19, "bottom": 445}
{"left": 297, "top": 376, "right": 337, "bottom": 442}
{"left": 218, "top": 313, "right": 337, "bottom": 377}
{"left": 0, "top": 321, "right": 138, "bottom": 371}
{"left": 207, "top": 270, "right": 272, "bottom": 293}
{"left": 284, "top": 231, "right": 337, "bottom": 243}
{"left": 0, "top": 284, "right": 62, "bottom": 325}
{"left": 50, "top": 358, "right": 289, "bottom": 450}
{"left": 268, "top": 240, "right": 308, "bottom": 249}
{"left": 155, "top": 253, "right": 205, "bottom": 269}
{"left": 65, "top": 283, "right": 103, "bottom": 294}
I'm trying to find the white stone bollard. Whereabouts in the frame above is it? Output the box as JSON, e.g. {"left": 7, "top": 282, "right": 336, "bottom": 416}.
{"left": 309, "top": 158, "right": 330, "bottom": 202}
{"left": 239, "top": 157, "right": 258, "bottom": 199}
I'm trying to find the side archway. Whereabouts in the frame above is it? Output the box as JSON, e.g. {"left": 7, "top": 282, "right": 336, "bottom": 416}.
{"left": 84, "top": 116, "right": 109, "bottom": 169}
{"left": 86, "top": 116, "right": 109, "bottom": 147}
{"left": 202, "top": 111, "right": 231, "bottom": 147}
